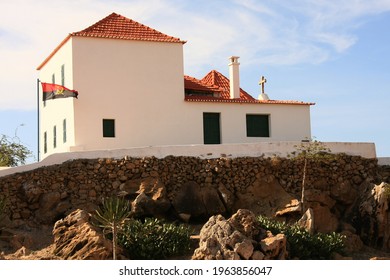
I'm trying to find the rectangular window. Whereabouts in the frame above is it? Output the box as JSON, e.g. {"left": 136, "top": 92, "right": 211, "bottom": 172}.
{"left": 103, "top": 119, "right": 115, "bottom": 137}
{"left": 44, "top": 132, "right": 47, "bottom": 154}
{"left": 246, "top": 114, "right": 270, "bottom": 137}
{"left": 52, "top": 73, "right": 55, "bottom": 84}
{"left": 53, "top": 126, "right": 57, "bottom": 148}
{"left": 61, "top": 64, "right": 65, "bottom": 86}
{"left": 63, "top": 119, "right": 67, "bottom": 143}
{"left": 203, "top": 113, "right": 221, "bottom": 144}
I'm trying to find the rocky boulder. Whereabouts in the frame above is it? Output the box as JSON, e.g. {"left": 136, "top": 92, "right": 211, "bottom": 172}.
{"left": 52, "top": 209, "right": 114, "bottom": 259}
{"left": 120, "top": 177, "right": 171, "bottom": 218}
{"left": 172, "top": 181, "right": 226, "bottom": 220}
{"left": 358, "top": 182, "right": 390, "bottom": 251}
{"left": 235, "top": 176, "right": 296, "bottom": 218}
{"left": 192, "top": 209, "right": 287, "bottom": 260}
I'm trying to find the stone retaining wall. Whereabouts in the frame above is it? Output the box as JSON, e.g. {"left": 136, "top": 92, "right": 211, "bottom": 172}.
{"left": 0, "top": 153, "right": 384, "bottom": 227}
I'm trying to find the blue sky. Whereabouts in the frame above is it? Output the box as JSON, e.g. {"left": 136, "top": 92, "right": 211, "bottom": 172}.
{"left": 1, "top": 0, "right": 390, "bottom": 162}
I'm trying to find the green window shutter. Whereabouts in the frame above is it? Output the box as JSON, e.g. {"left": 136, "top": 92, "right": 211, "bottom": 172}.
{"left": 203, "top": 113, "right": 221, "bottom": 144}
{"left": 246, "top": 115, "right": 270, "bottom": 137}
{"left": 61, "top": 64, "right": 65, "bottom": 86}
{"left": 103, "top": 119, "right": 115, "bottom": 137}
{"left": 44, "top": 132, "right": 47, "bottom": 154}
{"left": 63, "top": 119, "right": 67, "bottom": 143}
{"left": 53, "top": 125, "right": 57, "bottom": 148}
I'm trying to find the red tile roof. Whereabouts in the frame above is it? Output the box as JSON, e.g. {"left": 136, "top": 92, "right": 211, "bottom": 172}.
{"left": 72, "top": 12, "right": 185, "bottom": 43}
{"left": 184, "top": 75, "right": 222, "bottom": 92}
{"left": 201, "top": 70, "right": 256, "bottom": 101}
{"left": 37, "top": 12, "right": 185, "bottom": 70}
{"left": 184, "top": 70, "right": 315, "bottom": 106}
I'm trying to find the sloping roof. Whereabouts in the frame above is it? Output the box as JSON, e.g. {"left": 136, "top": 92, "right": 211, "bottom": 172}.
{"left": 184, "top": 75, "right": 222, "bottom": 92}
{"left": 184, "top": 70, "right": 315, "bottom": 106}
{"left": 72, "top": 12, "right": 185, "bottom": 43}
{"left": 37, "top": 12, "right": 185, "bottom": 70}
{"left": 201, "top": 70, "right": 256, "bottom": 101}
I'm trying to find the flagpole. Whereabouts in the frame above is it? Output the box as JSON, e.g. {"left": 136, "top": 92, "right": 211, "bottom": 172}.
{"left": 37, "top": 78, "right": 40, "bottom": 162}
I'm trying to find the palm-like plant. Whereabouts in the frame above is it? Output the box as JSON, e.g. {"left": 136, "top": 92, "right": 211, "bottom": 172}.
{"left": 93, "top": 196, "right": 131, "bottom": 260}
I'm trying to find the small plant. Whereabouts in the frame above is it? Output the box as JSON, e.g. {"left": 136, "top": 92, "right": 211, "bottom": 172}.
{"left": 93, "top": 196, "right": 131, "bottom": 260}
{"left": 288, "top": 138, "right": 331, "bottom": 213}
{"left": 118, "top": 218, "right": 193, "bottom": 259}
{"left": 384, "top": 183, "right": 390, "bottom": 199}
{"left": 257, "top": 215, "right": 344, "bottom": 259}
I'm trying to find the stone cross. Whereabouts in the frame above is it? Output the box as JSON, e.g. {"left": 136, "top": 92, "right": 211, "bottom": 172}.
{"left": 259, "top": 76, "right": 267, "bottom": 94}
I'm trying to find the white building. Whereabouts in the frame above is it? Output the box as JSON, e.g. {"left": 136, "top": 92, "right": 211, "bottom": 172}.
{"left": 37, "top": 12, "right": 314, "bottom": 160}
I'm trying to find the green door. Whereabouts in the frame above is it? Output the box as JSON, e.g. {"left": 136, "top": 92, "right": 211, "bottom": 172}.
{"left": 203, "top": 113, "right": 221, "bottom": 144}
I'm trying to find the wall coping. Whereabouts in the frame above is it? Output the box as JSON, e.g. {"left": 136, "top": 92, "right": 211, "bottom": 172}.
{"left": 0, "top": 141, "right": 377, "bottom": 178}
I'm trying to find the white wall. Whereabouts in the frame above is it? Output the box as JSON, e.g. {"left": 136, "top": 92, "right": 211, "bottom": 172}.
{"left": 71, "top": 37, "right": 187, "bottom": 151}
{"left": 38, "top": 38, "right": 75, "bottom": 160}
{"left": 378, "top": 157, "right": 390, "bottom": 166}
{"left": 180, "top": 102, "right": 312, "bottom": 144}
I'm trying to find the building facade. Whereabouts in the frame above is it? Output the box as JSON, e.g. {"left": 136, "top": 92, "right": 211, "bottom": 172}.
{"left": 37, "top": 13, "right": 314, "bottom": 160}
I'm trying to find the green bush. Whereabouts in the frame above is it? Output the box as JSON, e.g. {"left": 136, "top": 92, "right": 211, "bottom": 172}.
{"left": 118, "top": 218, "right": 193, "bottom": 259}
{"left": 257, "top": 215, "right": 345, "bottom": 259}
{"left": 384, "top": 183, "right": 390, "bottom": 199}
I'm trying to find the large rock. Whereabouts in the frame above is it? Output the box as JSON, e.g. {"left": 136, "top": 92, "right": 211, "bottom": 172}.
{"left": 310, "top": 203, "right": 339, "bottom": 233}
{"left": 330, "top": 180, "right": 358, "bottom": 205}
{"left": 52, "top": 209, "right": 114, "bottom": 259}
{"left": 234, "top": 176, "right": 296, "bottom": 218}
{"left": 121, "top": 178, "right": 171, "bottom": 217}
{"left": 35, "top": 192, "right": 67, "bottom": 224}
{"left": 172, "top": 181, "right": 226, "bottom": 219}
{"left": 260, "top": 233, "right": 287, "bottom": 260}
{"left": 358, "top": 182, "right": 390, "bottom": 251}
{"left": 297, "top": 208, "right": 315, "bottom": 234}
{"left": 192, "top": 209, "right": 287, "bottom": 260}
{"left": 172, "top": 181, "right": 206, "bottom": 218}
{"left": 202, "top": 187, "right": 226, "bottom": 216}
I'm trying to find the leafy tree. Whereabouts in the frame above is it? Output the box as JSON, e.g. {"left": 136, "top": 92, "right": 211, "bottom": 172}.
{"left": 289, "top": 138, "right": 331, "bottom": 213}
{"left": 93, "top": 196, "right": 131, "bottom": 260}
{"left": 0, "top": 134, "right": 32, "bottom": 167}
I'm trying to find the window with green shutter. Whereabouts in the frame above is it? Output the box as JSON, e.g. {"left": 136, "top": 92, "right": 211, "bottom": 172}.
{"left": 203, "top": 113, "right": 221, "bottom": 144}
{"left": 246, "top": 114, "right": 270, "bottom": 137}
{"left": 63, "top": 119, "right": 67, "bottom": 143}
{"left": 61, "top": 64, "right": 65, "bottom": 86}
{"left": 44, "top": 132, "right": 47, "bottom": 154}
{"left": 103, "top": 119, "right": 115, "bottom": 138}
{"left": 53, "top": 125, "right": 57, "bottom": 148}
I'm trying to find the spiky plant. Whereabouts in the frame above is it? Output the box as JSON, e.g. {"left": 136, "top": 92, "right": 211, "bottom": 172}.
{"left": 93, "top": 196, "right": 131, "bottom": 260}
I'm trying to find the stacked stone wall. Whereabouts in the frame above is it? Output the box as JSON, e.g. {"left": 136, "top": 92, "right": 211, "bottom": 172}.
{"left": 0, "top": 154, "right": 384, "bottom": 226}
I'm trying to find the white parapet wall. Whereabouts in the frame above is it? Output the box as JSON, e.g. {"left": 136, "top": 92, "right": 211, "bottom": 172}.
{"left": 378, "top": 157, "right": 390, "bottom": 166}
{"left": 0, "top": 141, "right": 377, "bottom": 178}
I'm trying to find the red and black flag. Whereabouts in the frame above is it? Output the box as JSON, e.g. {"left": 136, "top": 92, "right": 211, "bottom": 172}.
{"left": 41, "top": 83, "right": 78, "bottom": 101}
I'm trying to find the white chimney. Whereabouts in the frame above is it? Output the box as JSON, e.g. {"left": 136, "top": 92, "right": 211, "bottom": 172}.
{"left": 228, "top": 56, "right": 240, "bottom": 99}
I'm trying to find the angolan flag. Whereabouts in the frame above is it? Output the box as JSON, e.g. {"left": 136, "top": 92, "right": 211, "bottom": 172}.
{"left": 41, "top": 83, "right": 78, "bottom": 101}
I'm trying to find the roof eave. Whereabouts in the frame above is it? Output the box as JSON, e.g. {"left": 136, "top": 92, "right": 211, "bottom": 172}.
{"left": 184, "top": 97, "right": 315, "bottom": 105}
{"left": 36, "top": 34, "right": 72, "bottom": 70}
